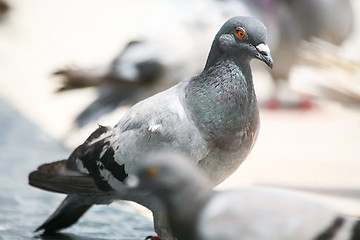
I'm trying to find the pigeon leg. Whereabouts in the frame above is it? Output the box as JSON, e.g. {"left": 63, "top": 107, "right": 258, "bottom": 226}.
{"left": 36, "top": 195, "right": 92, "bottom": 234}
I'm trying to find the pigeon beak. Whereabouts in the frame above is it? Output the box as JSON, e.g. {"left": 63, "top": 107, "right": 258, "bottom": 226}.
{"left": 255, "top": 43, "right": 273, "bottom": 69}
{"left": 124, "top": 174, "right": 140, "bottom": 189}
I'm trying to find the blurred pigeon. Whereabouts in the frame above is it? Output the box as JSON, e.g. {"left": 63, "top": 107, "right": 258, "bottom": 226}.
{"left": 0, "top": 0, "right": 9, "bottom": 22}
{"left": 292, "top": 40, "right": 360, "bottom": 109}
{"left": 265, "top": 0, "right": 354, "bottom": 109}
{"left": 127, "top": 152, "right": 360, "bottom": 240}
{"left": 53, "top": 0, "right": 353, "bottom": 127}
{"left": 29, "top": 16, "right": 273, "bottom": 239}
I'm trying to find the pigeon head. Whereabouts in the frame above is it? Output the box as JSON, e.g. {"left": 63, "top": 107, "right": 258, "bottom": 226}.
{"left": 205, "top": 16, "right": 273, "bottom": 69}
{"left": 125, "top": 152, "right": 210, "bottom": 195}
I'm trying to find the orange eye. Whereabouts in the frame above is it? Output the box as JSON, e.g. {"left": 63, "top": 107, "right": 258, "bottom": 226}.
{"left": 146, "top": 167, "right": 160, "bottom": 179}
{"left": 237, "top": 29, "right": 246, "bottom": 39}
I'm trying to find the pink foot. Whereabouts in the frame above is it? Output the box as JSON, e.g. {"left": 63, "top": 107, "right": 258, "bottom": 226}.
{"left": 298, "top": 99, "right": 314, "bottom": 110}
{"left": 145, "top": 236, "right": 161, "bottom": 240}
{"left": 263, "top": 98, "right": 280, "bottom": 110}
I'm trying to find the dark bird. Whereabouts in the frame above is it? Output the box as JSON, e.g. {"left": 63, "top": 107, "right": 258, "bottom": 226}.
{"left": 127, "top": 152, "right": 360, "bottom": 240}
{"left": 29, "top": 16, "right": 272, "bottom": 239}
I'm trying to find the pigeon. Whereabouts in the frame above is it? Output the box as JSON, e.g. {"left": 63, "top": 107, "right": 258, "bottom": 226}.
{"left": 0, "top": 0, "right": 9, "bottom": 22}
{"left": 53, "top": 0, "right": 353, "bottom": 127}
{"left": 292, "top": 40, "right": 360, "bottom": 109}
{"left": 127, "top": 152, "right": 360, "bottom": 240}
{"left": 29, "top": 16, "right": 273, "bottom": 239}
{"left": 265, "top": 0, "right": 354, "bottom": 109}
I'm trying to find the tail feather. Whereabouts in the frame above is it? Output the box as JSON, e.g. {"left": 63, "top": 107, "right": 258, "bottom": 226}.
{"left": 29, "top": 125, "right": 113, "bottom": 196}
{"left": 54, "top": 66, "right": 109, "bottom": 92}
{"left": 295, "top": 40, "right": 360, "bottom": 107}
{"left": 29, "top": 160, "right": 107, "bottom": 196}
{"left": 29, "top": 125, "right": 116, "bottom": 233}
{"left": 36, "top": 195, "right": 92, "bottom": 233}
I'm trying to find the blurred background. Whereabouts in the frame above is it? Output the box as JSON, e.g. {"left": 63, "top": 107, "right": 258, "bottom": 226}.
{"left": 0, "top": 0, "right": 359, "bottom": 239}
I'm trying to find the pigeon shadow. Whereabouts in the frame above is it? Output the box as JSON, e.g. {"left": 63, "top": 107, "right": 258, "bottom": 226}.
{"left": 34, "top": 232, "right": 107, "bottom": 240}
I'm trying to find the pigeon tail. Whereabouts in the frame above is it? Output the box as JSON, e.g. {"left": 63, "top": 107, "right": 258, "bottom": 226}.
{"left": 29, "top": 125, "right": 115, "bottom": 195}
{"left": 29, "top": 125, "right": 118, "bottom": 233}
{"left": 28, "top": 159, "right": 106, "bottom": 195}
{"left": 54, "top": 65, "right": 110, "bottom": 92}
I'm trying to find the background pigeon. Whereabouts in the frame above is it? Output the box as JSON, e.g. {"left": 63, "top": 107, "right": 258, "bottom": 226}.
{"left": 266, "top": 0, "right": 354, "bottom": 109}
{"left": 29, "top": 16, "right": 273, "bottom": 239}
{"left": 53, "top": 0, "right": 353, "bottom": 127}
{"left": 127, "top": 152, "right": 360, "bottom": 240}
{"left": 291, "top": 40, "right": 360, "bottom": 108}
{"left": 0, "top": 0, "right": 9, "bottom": 22}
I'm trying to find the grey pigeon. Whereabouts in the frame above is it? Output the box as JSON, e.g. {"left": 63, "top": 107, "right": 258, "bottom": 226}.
{"left": 29, "top": 16, "right": 272, "bottom": 239}
{"left": 53, "top": 0, "right": 353, "bottom": 127}
{"left": 127, "top": 152, "right": 360, "bottom": 240}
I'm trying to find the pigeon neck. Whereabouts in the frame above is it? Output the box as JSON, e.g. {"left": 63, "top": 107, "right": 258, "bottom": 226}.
{"left": 185, "top": 56, "right": 258, "bottom": 150}
{"left": 165, "top": 180, "right": 213, "bottom": 240}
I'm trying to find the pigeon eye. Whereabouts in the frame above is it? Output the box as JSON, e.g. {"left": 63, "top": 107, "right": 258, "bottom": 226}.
{"left": 236, "top": 28, "right": 247, "bottom": 39}
{"left": 146, "top": 167, "right": 160, "bottom": 179}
